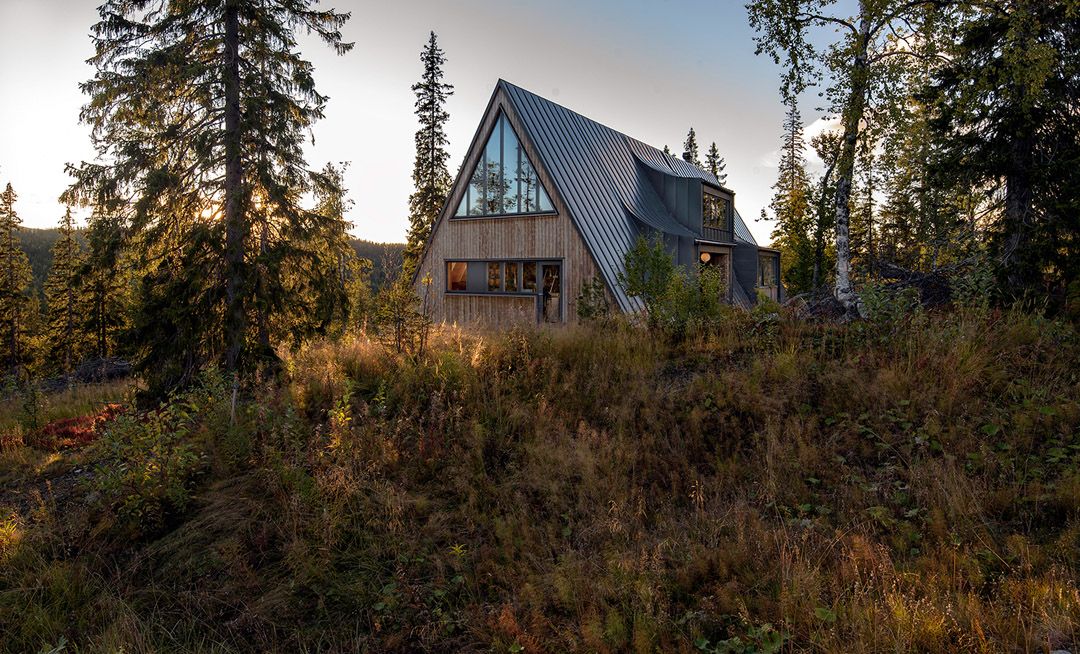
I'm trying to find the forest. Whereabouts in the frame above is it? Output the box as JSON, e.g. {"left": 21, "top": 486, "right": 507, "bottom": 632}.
{"left": 1, "top": 1, "right": 1078, "bottom": 652}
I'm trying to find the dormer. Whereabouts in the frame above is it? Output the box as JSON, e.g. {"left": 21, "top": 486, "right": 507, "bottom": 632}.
{"left": 701, "top": 184, "right": 734, "bottom": 243}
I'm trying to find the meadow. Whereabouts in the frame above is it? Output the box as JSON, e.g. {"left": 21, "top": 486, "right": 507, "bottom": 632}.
{"left": 1, "top": 306, "right": 1078, "bottom": 653}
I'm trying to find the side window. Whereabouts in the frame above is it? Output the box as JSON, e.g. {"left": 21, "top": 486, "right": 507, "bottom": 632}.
{"left": 444, "top": 260, "right": 552, "bottom": 295}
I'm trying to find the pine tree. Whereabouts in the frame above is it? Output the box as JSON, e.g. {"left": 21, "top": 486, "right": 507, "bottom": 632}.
{"left": 682, "top": 127, "right": 702, "bottom": 167}
{"left": 403, "top": 31, "right": 454, "bottom": 280}
{"left": 663, "top": 145, "right": 672, "bottom": 156}
{"left": 705, "top": 142, "right": 727, "bottom": 185}
{"left": 768, "top": 101, "right": 813, "bottom": 293}
{"left": 0, "top": 183, "right": 34, "bottom": 378}
{"left": 66, "top": 0, "right": 353, "bottom": 392}
{"left": 44, "top": 207, "right": 84, "bottom": 373}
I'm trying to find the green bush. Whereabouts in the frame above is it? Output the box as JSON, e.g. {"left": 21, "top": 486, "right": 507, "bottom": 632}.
{"left": 575, "top": 276, "right": 612, "bottom": 324}
{"left": 93, "top": 369, "right": 225, "bottom": 536}
{"left": 617, "top": 235, "right": 729, "bottom": 339}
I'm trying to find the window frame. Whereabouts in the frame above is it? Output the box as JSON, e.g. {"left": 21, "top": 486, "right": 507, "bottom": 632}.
{"left": 444, "top": 258, "right": 562, "bottom": 297}
{"left": 451, "top": 110, "right": 557, "bottom": 221}
{"left": 702, "top": 185, "right": 733, "bottom": 231}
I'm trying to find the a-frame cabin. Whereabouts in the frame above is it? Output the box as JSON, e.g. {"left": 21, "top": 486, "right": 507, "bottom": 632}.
{"left": 414, "top": 80, "right": 781, "bottom": 327}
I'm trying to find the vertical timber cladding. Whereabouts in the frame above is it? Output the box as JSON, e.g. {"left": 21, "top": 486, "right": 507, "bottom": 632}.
{"left": 415, "top": 87, "right": 604, "bottom": 327}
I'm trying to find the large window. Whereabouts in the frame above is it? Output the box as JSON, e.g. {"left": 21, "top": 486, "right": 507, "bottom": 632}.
{"left": 445, "top": 260, "right": 558, "bottom": 296}
{"left": 454, "top": 112, "right": 555, "bottom": 218}
{"left": 703, "top": 189, "right": 731, "bottom": 229}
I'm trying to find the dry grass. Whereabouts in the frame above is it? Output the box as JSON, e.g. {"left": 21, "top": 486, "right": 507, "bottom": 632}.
{"left": 1, "top": 309, "right": 1079, "bottom": 652}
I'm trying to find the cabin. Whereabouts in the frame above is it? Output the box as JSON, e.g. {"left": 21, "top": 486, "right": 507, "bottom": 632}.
{"left": 414, "top": 80, "right": 782, "bottom": 326}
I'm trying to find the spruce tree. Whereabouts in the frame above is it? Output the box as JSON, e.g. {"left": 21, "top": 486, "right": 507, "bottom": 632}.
{"left": 66, "top": 1, "right": 353, "bottom": 392}
{"left": 705, "top": 142, "right": 727, "bottom": 185}
{"left": 930, "top": 1, "right": 1080, "bottom": 300}
{"left": 403, "top": 31, "right": 453, "bottom": 280}
{"left": 80, "top": 207, "right": 128, "bottom": 361}
{"left": 44, "top": 207, "right": 85, "bottom": 373}
{"left": 0, "top": 183, "right": 33, "bottom": 378}
{"left": 768, "top": 101, "right": 813, "bottom": 293}
{"left": 682, "top": 127, "right": 702, "bottom": 167}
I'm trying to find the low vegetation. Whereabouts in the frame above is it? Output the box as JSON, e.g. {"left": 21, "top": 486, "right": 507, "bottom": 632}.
{"left": 2, "top": 305, "right": 1078, "bottom": 652}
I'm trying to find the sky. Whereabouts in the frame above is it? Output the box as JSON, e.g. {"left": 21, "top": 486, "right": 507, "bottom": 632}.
{"left": 0, "top": 0, "right": 837, "bottom": 245}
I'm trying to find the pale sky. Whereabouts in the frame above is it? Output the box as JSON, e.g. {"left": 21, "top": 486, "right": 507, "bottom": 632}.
{"left": 0, "top": 0, "right": 834, "bottom": 245}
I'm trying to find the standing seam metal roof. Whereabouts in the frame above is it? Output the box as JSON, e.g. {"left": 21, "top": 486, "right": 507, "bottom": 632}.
{"left": 499, "top": 80, "right": 758, "bottom": 311}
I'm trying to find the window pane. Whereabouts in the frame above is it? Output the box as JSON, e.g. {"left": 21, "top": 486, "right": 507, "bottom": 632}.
{"left": 469, "top": 164, "right": 485, "bottom": 216}
{"left": 487, "top": 262, "right": 501, "bottom": 292}
{"left": 519, "top": 162, "right": 538, "bottom": 213}
{"left": 537, "top": 179, "right": 554, "bottom": 212}
{"left": 501, "top": 116, "right": 521, "bottom": 213}
{"left": 522, "top": 262, "right": 537, "bottom": 291}
{"left": 504, "top": 262, "right": 519, "bottom": 292}
{"left": 447, "top": 261, "right": 467, "bottom": 291}
{"left": 455, "top": 191, "right": 469, "bottom": 217}
{"left": 484, "top": 125, "right": 503, "bottom": 214}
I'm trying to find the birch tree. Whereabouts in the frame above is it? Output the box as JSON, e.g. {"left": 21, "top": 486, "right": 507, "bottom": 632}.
{"left": 747, "top": 0, "right": 941, "bottom": 316}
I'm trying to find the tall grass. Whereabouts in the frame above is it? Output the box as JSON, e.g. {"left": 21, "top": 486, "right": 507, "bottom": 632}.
{"left": 1, "top": 309, "right": 1078, "bottom": 652}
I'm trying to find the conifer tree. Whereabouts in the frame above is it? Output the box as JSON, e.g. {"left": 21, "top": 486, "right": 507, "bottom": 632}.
{"left": 768, "top": 101, "right": 813, "bottom": 293}
{"left": 0, "top": 183, "right": 33, "bottom": 377}
{"left": 66, "top": 0, "right": 353, "bottom": 392}
{"left": 929, "top": 1, "right": 1080, "bottom": 300}
{"left": 44, "top": 207, "right": 84, "bottom": 373}
{"left": 705, "top": 142, "right": 727, "bottom": 185}
{"left": 663, "top": 145, "right": 672, "bottom": 156}
{"left": 403, "top": 31, "right": 453, "bottom": 280}
{"left": 682, "top": 127, "right": 702, "bottom": 167}
{"left": 80, "top": 207, "right": 128, "bottom": 360}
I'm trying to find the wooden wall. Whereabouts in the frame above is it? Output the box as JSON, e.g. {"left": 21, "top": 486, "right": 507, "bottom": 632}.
{"left": 414, "top": 88, "right": 605, "bottom": 328}
{"left": 415, "top": 211, "right": 602, "bottom": 328}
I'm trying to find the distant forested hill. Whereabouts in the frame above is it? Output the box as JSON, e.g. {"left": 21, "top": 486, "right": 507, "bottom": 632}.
{"left": 18, "top": 227, "right": 404, "bottom": 296}
{"left": 16, "top": 227, "right": 74, "bottom": 298}
{"left": 352, "top": 239, "right": 404, "bottom": 289}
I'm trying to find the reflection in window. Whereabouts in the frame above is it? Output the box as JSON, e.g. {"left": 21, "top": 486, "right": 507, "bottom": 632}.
{"left": 487, "top": 262, "right": 501, "bottom": 291}
{"left": 703, "top": 191, "right": 730, "bottom": 229}
{"left": 447, "top": 261, "right": 467, "bottom": 291}
{"left": 455, "top": 112, "right": 555, "bottom": 217}
{"left": 522, "top": 262, "right": 537, "bottom": 291}
{"left": 758, "top": 255, "right": 778, "bottom": 286}
{"left": 504, "top": 262, "right": 519, "bottom": 292}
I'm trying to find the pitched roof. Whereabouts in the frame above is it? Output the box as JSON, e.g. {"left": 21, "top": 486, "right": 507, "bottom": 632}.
{"left": 499, "top": 80, "right": 756, "bottom": 311}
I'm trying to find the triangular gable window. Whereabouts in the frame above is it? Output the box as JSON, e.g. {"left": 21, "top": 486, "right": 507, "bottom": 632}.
{"left": 455, "top": 111, "right": 554, "bottom": 217}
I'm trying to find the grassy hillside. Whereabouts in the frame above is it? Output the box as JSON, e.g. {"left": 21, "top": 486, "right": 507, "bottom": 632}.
{"left": 17, "top": 228, "right": 403, "bottom": 295}
{"left": 1, "top": 308, "right": 1078, "bottom": 652}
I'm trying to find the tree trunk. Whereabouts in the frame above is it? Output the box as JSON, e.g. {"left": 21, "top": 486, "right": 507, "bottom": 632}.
{"left": 832, "top": 11, "right": 872, "bottom": 318}
{"left": 813, "top": 150, "right": 839, "bottom": 289}
{"left": 1002, "top": 131, "right": 1035, "bottom": 292}
{"left": 223, "top": 0, "right": 246, "bottom": 372}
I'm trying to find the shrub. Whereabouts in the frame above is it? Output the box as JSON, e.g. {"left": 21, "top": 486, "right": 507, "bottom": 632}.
{"left": 372, "top": 276, "right": 433, "bottom": 356}
{"left": 618, "top": 235, "right": 729, "bottom": 338}
{"left": 576, "top": 276, "right": 612, "bottom": 324}
{"left": 93, "top": 369, "right": 225, "bottom": 536}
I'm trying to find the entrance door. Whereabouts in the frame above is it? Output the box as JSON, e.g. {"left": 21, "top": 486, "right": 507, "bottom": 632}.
{"left": 540, "top": 263, "right": 562, "bottom": 323}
